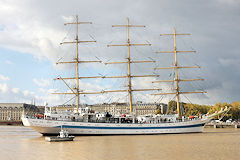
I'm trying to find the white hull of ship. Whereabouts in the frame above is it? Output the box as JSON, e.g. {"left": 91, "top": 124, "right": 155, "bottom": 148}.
{"left": 22, "top": 117, "right": 209, "bottom": 135}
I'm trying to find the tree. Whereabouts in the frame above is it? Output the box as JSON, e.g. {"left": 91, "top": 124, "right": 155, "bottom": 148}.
{"left": 182, "top": 103, "right": 210, "bottom": 117}
{"left": 167, "top": 100, "right": 177, "bottom": 114}
{"left": 155, "top": 109, "right": 161, "bottom": 115}
{"left": 231, "top": 101, "right": 240, "bottom": 121}
{"left": 166, "top": 100, "right": 240, "bottom": 121}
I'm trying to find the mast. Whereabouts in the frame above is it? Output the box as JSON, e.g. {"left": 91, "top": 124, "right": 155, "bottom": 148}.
{"left": 152, "top": 27, "right": 206, "bottom": 118}
{"left": 53, "top": 15, "right": 99, "bottom": 113}
{"left": 106, "top": 17, "right": 160, "bottom": 114}
{"left": 76, "top": 15, "right": 80, "bottom": 113}
{"left": 126, "top": 18, "right": 133, "bottom": 113}
{"left": 173, "top": 27, "right": 180, "bottom": 118}
{"left": 54, "top": 17, "right": 161, "bottom": 115}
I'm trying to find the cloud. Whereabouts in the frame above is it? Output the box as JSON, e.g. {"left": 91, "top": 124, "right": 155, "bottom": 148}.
{"left": 0, "top": 83, "right": 8, "bottom": 93}
{"left": 33, "top": 78, "right": 50, "bottom": 87}
{"left": 0, "top": 81, "right": 61, "bottom": 105}
{"left": 23, "top": 90, "right": 34, "bottom": 96}
{"left": 12, "top": 88, "right": 20, "bottom": 94}
{"left": 216, "top": 0, "right": 239, "bottom": 5}
{"left": 0, "top": 0, "right": 239, "bottom": 105}
{"left": 219, "top": 58, "right": 240, "bottom": 68}
{"left": 0, "top": 75, "right": 10, "bottom": 81}
{"left": 5, "top": 60, "right": 13, "bottom": 65}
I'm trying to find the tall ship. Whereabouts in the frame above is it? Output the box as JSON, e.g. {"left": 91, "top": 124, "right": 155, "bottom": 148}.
{"left": 22, "top": 15, "right": 229, "bottom": 135}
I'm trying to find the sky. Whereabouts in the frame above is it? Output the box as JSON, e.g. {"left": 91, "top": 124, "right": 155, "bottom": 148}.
{"left": 0, "top": 0, "right": 239, "bottom": 106}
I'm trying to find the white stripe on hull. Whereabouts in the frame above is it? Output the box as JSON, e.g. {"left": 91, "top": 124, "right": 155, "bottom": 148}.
{"left": 22, "top": 118, "right": 208, "bottom": 135}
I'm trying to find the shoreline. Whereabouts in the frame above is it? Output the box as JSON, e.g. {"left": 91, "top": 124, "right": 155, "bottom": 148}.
{"left": 0, "top": 121, "right": 23, "bottom": 126}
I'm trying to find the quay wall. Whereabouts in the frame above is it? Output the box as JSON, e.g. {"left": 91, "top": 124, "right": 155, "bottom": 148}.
{"left": 0, "top": 121, "right": 23, "bottom": 126}
{"left": 205, "top": 123, "right": 240, "bottom": 129}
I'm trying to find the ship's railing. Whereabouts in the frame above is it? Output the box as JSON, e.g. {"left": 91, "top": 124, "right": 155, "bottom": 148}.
{"left": 29, "top": 116, "right": 202, "bottom": 124}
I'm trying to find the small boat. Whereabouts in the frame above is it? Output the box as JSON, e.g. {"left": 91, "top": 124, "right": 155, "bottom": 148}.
{"left": 45, "top": 129, "right": 74, "bottom": 142}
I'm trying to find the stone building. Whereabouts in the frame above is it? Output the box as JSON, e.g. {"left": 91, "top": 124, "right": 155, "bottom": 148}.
{"left": 134, "top": 102, "right": 168, "bottom": 116}
{"left": 52, "top": 104, "right": 88, "bottom": 112}
{"left": 90, "top": 102, "right": 168, "bottom": 116}
{"left": 90, "top": 103, "right": 129, "bottom": 115}
{"left": 33, "top": 102, "right": 168, "bottom": 117}
{"left": 0, "top": 103, "right": 42, "bottom": 122}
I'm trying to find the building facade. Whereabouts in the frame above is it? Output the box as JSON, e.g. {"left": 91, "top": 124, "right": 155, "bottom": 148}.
{"left": 90, "top": 102, "right": 168, "bottom": 116}
{"left": 0, "top": 103, "right": 42, "bottom": 122}
{"left": 30, "top": 102, "right": 168, "bottom": 117}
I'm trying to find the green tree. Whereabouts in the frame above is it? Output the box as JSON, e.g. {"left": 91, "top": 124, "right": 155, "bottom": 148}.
{"left": 155, "top": 109, "right": 161, "bottom": 115}
{"left": 167, "top": 100, "right": 240, "bottom": 121}
{"left": 231, "top": 101, "right": 240, "bottom": 121}
{"left": 167, "top": 100, "right": 177, "bottom": 114}
{"left": 183, "top": 103, "right": 211, "bottom": 117}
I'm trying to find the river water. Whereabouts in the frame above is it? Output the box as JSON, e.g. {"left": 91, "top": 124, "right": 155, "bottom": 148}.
{"left": 0, "top": 126, "right": 239, "bottom": 160}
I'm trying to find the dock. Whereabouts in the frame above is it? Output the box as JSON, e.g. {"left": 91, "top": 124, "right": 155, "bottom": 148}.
{"left": 205, "top": 122, "right": 240, "bottom": 128}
